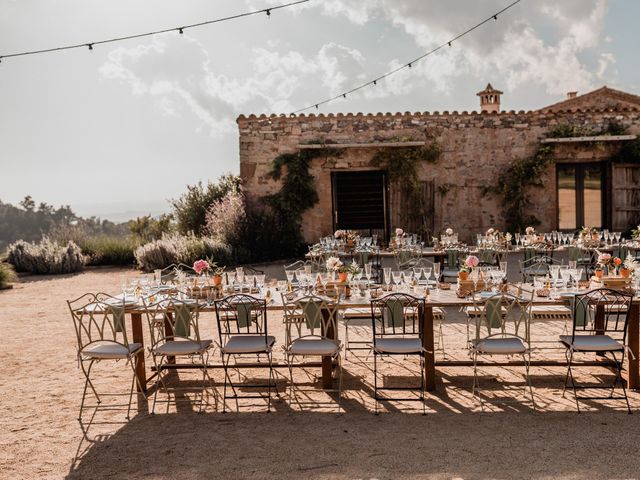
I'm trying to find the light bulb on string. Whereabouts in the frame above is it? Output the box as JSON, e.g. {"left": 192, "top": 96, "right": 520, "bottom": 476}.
{"left": 88, "top": 44, "right": 93, "bottom": 51}
{"left": 266, "top": 9, "right": 271, "bottom": 17}
{"left": 178, "top": 28, "right": 184, "bottom": 34}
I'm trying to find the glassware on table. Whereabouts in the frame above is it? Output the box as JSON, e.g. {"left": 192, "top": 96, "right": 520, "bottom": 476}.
{"left": 433, "top": 262, "right": 441, "bottom": 283}
{"left": 383, "top": 267, "right": 392, "bottom": 289}
{"left": 549, "top": 265, "right": 561, "bottom": 290}
{"left": 255, "top": 274, "right": 266, "bottom": 288}
{"left": 558, "top": 266, "right": 570, "bottom": 289}
{"left": 515, "top": 233, "right": 521, "bottom": 247}
{"left": 614, "top": 232, "right": 621, "bottom": 244}
{"left": 284, "top": 270, "right": 295, "bottom": 287}
{"left": 364, "top": 263, "right": 372, "bottom": 284}
{"left": 568, "top": 260, "right": 577, "bottom": 270}
{"left": 424, "top": 267, "right": 432, "bottom": 286}
{"left": 470, "top": 267, "right": 480, "bottom": 294}
{"left": 391, "top": 271, "right": 402, "bottom": 289}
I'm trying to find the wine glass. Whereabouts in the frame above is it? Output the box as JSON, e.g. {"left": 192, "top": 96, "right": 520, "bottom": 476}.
{"left": 364, "top": 263, "right": 372, "bottom": 285}
{"left": 391, "top": 271, "right": 402, "bottom": 290}
{"left": 383, "top": 267, "right": 392, "bottom": 289}
{"left": 614, "top": 232, "right": 622, "bottom": 244}
{"left": 470, "top": 267, "right": 480, "bottom": 296}
{"left": 515, "top": 233, "right": 521, "bottom": 247}
{"left": 285, "top": 270, "right": 295, "bottom": 287}
{"left": 433, "top": 262, "right": 441, "bottom": 283}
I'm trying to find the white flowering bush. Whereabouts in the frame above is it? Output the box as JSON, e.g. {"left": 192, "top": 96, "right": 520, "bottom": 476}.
{"left": 134, "top": 233, "right": 233, "bottom": 272}
{"left": 205, "top": 191, "right": 246, "bottom": 244}
{"left": 7, "top": 237, "right": 85, "bottom": 274}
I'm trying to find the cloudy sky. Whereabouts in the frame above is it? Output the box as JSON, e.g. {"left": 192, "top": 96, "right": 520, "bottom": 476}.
{"left": 1, "top": 0, "right": 638, "bottom": 221}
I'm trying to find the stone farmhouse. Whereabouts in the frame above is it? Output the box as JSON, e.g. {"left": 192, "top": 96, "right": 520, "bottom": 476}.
{"left": 237, "top": 86, "right": 640, "bottom": 243}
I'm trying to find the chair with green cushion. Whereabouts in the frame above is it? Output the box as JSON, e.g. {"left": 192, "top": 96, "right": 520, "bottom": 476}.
{"left": 469, "top": 285, "right": 535, "bottom": 408}
{"left": 214, "top": 294, "right": 275, "bottom": 413}
{"left": 282, "top": 294, "right": 342, "bottom": 411}
{"left": 144, "top": 297, "right": 214, "bottom": 414}
{"left": 68, "top": 292, "right": 146, "bottom": 421}
{"left": 370, "top": 293, "right": 427, "bottom": 414}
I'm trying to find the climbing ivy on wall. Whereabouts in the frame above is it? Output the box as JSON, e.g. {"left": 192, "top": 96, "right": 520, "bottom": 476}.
{"left": 485, "top": 146, "right": 554, "bottom": 233}
{"left": 264, "top": 147, "right": 343, "bottom": 250}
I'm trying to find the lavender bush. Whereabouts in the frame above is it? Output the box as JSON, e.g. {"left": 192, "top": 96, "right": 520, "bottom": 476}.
{"left": 7, "top": 237, "right": 85, "bottom": 274}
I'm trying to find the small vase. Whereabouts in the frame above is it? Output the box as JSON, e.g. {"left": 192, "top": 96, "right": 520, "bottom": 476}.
{"left": 595, "top": 269, "right": 604, "bottom": 279}
{"left": 459, "top": 271, "right": 469, "bottom": 281}
{"left": 338, "top": 272, "right": 348, "bottom": 283}
{"left": 620, "top": 268, "right": 631, "bottom": 278}
{"left": 212, "top": 275, "right": 222, "bottom": 286}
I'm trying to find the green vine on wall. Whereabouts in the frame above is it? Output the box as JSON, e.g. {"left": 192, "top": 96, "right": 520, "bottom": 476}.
{"left": 264, "top": 147, "right": 343, "bottom": 250}
{"left": 484, "top": 146, "right": 554, "bottom": 233}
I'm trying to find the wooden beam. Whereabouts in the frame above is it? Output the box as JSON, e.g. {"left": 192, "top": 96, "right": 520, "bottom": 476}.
{"left": 298, "top": 141, "right": 426, "bottom": 149}
{"left": 541, "top": 134, "right": 637, "bottom": 144}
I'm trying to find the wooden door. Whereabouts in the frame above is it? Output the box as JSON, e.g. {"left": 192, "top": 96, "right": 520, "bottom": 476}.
{"left": 612, "top": 164, "right": 640, "bottom": 231}
{"left": 389, "top": 180, "right": 435, "bottom": 241}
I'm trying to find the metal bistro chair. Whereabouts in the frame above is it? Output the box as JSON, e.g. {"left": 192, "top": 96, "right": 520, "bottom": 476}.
{"left": 282, "top": 294, "right": 342, "bottom": 411}
{"left": 143, "top": 297, "right": 215, "bottom": 413}
{"left": 442, "top": 248, "right": 466, "bottom": 283}
{"left": 519, "top": 254, "right": 562, "bottom": 283}
{"left": 469, "top": 285, "right": 535, "bottom": 408}
{"left": 560, "top": 288, "right": 633, "bottom": 413}
{"left": 68, "top": 293, "right": 145, "bottom": 421}
{"left": 214, "top": 294, "right": 277, "bottom": 412}
{"left": 370, "top": 293, "right": 427, "bottom": 415}
{"left": 394, "top": 247, "right": 421, "bottom": 270}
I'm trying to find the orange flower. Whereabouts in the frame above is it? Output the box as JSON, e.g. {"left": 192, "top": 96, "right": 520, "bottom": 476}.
{"left": 613, "top": 257, "right": 622, "bottom": 266}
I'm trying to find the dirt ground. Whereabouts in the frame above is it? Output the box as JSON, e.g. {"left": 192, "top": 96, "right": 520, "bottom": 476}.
{"left": 1, "top": 266, "right": 639, "bottom": 480}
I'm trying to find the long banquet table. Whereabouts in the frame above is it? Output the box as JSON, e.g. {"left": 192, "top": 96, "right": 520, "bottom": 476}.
{"left": 122, "top": 288, "right": 640, "bottom": 394}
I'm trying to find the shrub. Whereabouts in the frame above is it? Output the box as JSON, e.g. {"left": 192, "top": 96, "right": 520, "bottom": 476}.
{"left": 205, "top": 191, "right": 246, "bottom": 244}
{"left": 0, "top": 262, "right": 16, "bottom": 288}
{"left": 80, "top": 236, "right": 139, "bottom": 266}
{"left": 134, "top": 234, "right": 234, "bottom": 272}
{"left": 7, "top": 237, "right": 85, "bottom": 274}
{"left": 129, "top": 214, "right": 174, "bottom": 242}
{"left": 171, "top": 175, "right": 241, "bottom": 236}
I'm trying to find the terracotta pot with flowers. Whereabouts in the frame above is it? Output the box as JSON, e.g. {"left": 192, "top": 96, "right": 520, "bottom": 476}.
{"left": 459, "top": 255, "right": 479, "bottom": 280}
{"left": 596, "top": 250, "right": 612, "bottom": 276}
{"left": 194, "top": 259, "right": 225, "bottom": 285}
{"left": 620, "top": 255, "right": 637, "bottom": 278}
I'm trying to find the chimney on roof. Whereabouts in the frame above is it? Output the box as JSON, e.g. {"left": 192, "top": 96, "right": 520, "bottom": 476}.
{"left": 567, "top": 91, "right": 578, "bottom": 99}
{"left": 476, "top": 83, "right": 503, "bottom": 113}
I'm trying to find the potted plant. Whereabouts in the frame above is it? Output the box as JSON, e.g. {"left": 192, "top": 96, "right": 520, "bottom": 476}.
{"left": 613, "top": 256, "right": 623, "bottom": 276}
{"left": 338, "top": 260, "right": 360, "bottom": 283}
{"left": 621, "top": 255, "right": 637, "bottom": 278}
{"left": 459, "top": 255, "right": 479, "bottom": 281}
{"left": 596, "top": 250, "right": 612, "bottom": 276}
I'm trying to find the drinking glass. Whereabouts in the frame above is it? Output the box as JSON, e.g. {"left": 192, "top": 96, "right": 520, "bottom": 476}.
{"left": 470, "top": 267, "right": 480, "bottom": 295}
{"left": 433, "top": 262, "right": 441, "bottom": 283}
{"left": 383, "top": 267, "right": 392, "bottom": 288}
{"left": 499, "top": 261, "right": 508, "bottom": 275}
{"left": 568, "top": 260, "right": 577, "bottom": 270}
{"left": 364, "top": 263, "right": 372, "bottom": 284}
{"left": 515, "top": 233, "right": 521, "bottom": 247}
{"left": 614, "top": 232, "right": 621, "bottom": 244}
{"left": 391, "top": 271, "right": 402, "bottom": 289}
{"left": 256, "top": 274, "right": 266, "bottom": 288}
{"left": 285, "top": 270, "right": 295, "bottom": 286}
{"left": 424, "top": 267, "right": 432, "bottom": 286}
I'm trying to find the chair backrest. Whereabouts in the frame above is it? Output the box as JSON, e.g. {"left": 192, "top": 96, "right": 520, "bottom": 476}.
{"left": 67, "top": 292, "right": 133, "bottom": 354}
{"left": 470, "top": 285, "right": 533, "bottom": 342}
{"left": 394, "top": 247, "right": 421, "bottom": 269}
{"left": 569, "top": 288, "right": 633, "bottom": 344}
{"left": 478, "top": 248, "right": 498, "bottom": 266}
{"left": 282, "top": 294, "right": 339, "bottom": 345}
{"left": 370, "top": 293, "right": 424, "bottom": 338}
{"left": 214, "top": 294, "right": 268, "bottom": 347}
{"left": 143, "top": 297, "right": 202, "bottom": 347}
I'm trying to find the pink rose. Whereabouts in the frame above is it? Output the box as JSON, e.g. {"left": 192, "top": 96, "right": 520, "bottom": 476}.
{"left": 395, "top": 228, "right": 404, "bottom": 237}
{"left": 193, "top": 259, "right": 209, "bottom": 275}
{"left": 465, "top": 255, "right": 479, "bottom": 268}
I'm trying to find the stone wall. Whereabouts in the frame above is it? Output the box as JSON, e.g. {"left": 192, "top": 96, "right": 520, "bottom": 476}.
{"left": 237, "top": 108, "right": 640, "bottom": 243}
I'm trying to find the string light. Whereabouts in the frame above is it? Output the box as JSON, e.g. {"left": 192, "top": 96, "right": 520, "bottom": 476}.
{"left": 0, "top": 0, "right": 308, "bottom": 62}
{"left": 291, "top": 0, "right": 522, "bottom": 114}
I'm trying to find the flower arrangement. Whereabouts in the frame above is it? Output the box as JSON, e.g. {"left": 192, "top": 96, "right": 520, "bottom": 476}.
{"left": 596, "top": 250, "right": 612, "bottom": 267}
{"left": 632, "top": 225, "right": 640, "bottom": 240}
{"left": 486, "top": 228, "right": 496, "bottom": 236}
{"left": 395, "top": 227, "right": 405, "bottom": 238}
{"left": 623, "top": 255, "right": 638, "bottom": 272}
{"left": 334, "top": 229, "right": 359, "bottom": 244}
{"left": 525, "top": 226, "right": 535, "bottom": 235}
{"left": 193, "top": 258, "right": 225, "bottom": 276}
{"left": 460, "top": 255, "right": 479, "bottom": 273}
{"left": 325, "top": 256, "right": 343, "bottom": 272}
{"left": 445, "top": 228, "right": 454, "bottom": 236}
{"left": 193, "top": 259, "right": 209, "bottom": 275}
{"left": 338, "top": 259, "right": 361, "bottom": 275}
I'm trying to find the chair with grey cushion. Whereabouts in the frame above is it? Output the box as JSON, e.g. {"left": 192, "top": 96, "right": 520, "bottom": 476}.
{"left": 370, "top": 293, "right": 427, "bottom": 414}
{"left": 144, "top": 297, "right": 214, "bottom": 413}
{"left": 214, "top": 294, "right": 277, "bottom": 412}
{"left": 469, "top": 285, "right": 535, "bottom": 408}
{"left": 68, "top": 293, "right": 146, "bottom": 421}
{"left": 282, "top": 294, "right": 342, "bottom": 411}
{"left": 560, "top": 288, "right": 633, "bottom": 413}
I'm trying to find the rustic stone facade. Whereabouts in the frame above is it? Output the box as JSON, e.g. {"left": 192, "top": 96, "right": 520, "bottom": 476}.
{"left": 238, "top": 87, "right": 640, "bottom": 243}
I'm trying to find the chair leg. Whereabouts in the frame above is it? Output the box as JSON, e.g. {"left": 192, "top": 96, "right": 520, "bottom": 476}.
{"left": 344, "top": 319, "right": 350, "bottom": 361}
{"left": 373, "top": 353, "right": 379, "bottom": 415}
{"left": 565, "top": 349, "right": 580, "bottom": 413}
{"left": 336, "top": 353, "right": 343, "bottom": 414}
{"left": 610, "top": 352, "right": 632, "bottom": 414}
{"left": 420, "top": 354, "right": 426, "bottom": 416}
{"left": 267, "top": 350, "right": 274, "bottom": 413}
{"left": 79, "top": 360, "right": 97, "bottom": 421}
{"left": 523, "top": 352, "right": 535, "bottom": 409}
{"left": 287, "top": 354, "right": 295, "bottom": 405}
{"left": 472, "top": 352, "right": 483, "bottom": 410}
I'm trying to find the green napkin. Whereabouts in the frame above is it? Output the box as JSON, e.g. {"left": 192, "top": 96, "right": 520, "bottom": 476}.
{"left": 301, "top": 301, "right": 322, "bottom": 330}
{"left": 485, "top": 297, "right": 503, "bottom": 331}
{"left": 174, "top": 304, "right": 192, "bottom": 337}
{"left": 236, "top": 302, "right": 252, "bottom": 329}
{"left": 110, "top": 305, "right": 125, "bottom": 334}
{"left": 383, "top": 299, "right": 405, "bottom": 328}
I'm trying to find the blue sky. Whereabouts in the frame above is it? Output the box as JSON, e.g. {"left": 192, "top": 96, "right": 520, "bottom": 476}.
{"left": 0, "top": 0, "right": 638, "bottom": 221}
